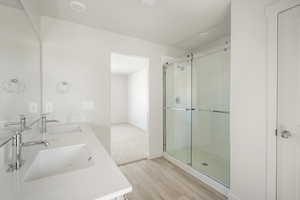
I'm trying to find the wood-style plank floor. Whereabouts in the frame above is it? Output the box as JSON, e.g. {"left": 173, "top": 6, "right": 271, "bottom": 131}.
{"left": 120, "top": 158, "right": 227, "bottom": 200}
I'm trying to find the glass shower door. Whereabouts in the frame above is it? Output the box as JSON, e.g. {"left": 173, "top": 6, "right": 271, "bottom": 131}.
{"left": 164, "top": 59, "right": 192, "bottom": 164}
{"left": 191, "top": 50, "right": 230, "bottom": 186}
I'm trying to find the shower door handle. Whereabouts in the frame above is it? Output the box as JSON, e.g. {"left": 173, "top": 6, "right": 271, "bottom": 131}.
{"left": 185, "top": 108, "right": 196, "bottom": 111}
{"left": 165, "top": 107, "right": 195, "bottom": 111}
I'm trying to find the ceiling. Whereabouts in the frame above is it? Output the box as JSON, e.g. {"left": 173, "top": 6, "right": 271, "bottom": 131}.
{"left": 0, "top": 0, "right": 23, "bottom": 9}
{"left": 111, "top": 53, "right": 149, "bottom": 75}
{"left": 39, "top": 0, "right": 230, "bottom": 49}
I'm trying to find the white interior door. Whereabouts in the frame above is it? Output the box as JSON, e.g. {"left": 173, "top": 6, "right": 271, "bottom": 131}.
{"left": 277, "top": 5, "right": 300, "bottom": 200}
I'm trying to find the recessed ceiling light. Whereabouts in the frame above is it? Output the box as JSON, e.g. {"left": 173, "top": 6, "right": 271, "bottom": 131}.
{"left": 141, "top": 0, "right": 157, "bottom": 7}
{"left": 70, "top": 1, "right": 87, "bottom": 12}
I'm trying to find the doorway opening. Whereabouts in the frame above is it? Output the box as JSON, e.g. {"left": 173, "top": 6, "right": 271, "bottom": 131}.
{"left": 110, "top": 52, "right": 149, "bottom": 165}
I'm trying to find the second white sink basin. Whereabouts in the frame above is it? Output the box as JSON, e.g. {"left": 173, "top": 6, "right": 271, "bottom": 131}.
{"left": 24, "top": 144, "right": 94, "bottom": 182}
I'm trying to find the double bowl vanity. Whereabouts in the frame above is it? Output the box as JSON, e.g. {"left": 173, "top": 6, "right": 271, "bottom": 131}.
{"left": 0, "top": 124, "right": 132, "bottom": 200}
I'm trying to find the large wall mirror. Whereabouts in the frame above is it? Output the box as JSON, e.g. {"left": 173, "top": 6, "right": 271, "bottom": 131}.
{"left": 0, "top": 0, "right": 41, "bottom": 134}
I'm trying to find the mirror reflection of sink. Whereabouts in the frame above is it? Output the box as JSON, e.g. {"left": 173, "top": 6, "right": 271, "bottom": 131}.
{"left": 24, "top": 144, "right": 94, "bottom": 182}
{"left": 47, "top": 124, "right": 82, "bottom": 135}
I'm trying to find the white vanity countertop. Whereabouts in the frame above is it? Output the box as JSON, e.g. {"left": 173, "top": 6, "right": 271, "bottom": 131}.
{"left": 0, "top": 124, "right": 132, "bottom": 200}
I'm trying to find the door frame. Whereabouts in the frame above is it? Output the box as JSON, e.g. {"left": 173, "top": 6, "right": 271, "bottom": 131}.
{"left": 266, "top": 1, "right": 300, "bottom": 200}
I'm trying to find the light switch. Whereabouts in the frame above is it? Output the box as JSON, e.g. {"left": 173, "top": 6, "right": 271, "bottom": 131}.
{"left": 46, "top": 102, "right": 54, "bottom": 113}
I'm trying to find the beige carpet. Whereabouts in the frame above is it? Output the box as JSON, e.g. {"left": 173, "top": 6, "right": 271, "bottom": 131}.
{"left": 111, "top": 123, "right": 148, "bottom": 165}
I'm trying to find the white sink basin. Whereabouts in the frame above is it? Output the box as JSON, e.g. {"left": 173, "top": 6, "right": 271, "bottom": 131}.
{"left": 24, "top": 144, "right": 94, "bottom": 182}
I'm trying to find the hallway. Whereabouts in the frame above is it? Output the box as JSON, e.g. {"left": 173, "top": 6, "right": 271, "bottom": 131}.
{"left": 111, "top": 124, "right": 148, "bottom": 165}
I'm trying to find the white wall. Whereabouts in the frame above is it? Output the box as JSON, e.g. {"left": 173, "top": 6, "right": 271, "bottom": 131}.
{"left": 41, "top": 16, "right": 183, "bottom": 156}
{"left": 194, "top": 37, "right": 230, "bottom": 54}
{"left": 128, "top": 67, "right": 149, "bottom": 131}
{"left": 111, "top": 74, "right": 128, "bottom": 124}
{"left": 0, "top": 5, "right": 40, "bottom": 122}
{"left": 230, "top": 0, "right": 280, "bottom": 199}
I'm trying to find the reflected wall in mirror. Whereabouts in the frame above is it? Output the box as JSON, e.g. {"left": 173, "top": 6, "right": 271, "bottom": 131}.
{"left": 0, "top": 1, "right": 41, "bottom": 124}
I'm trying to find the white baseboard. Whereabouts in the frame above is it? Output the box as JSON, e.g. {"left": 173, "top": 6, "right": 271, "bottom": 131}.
{"left": 163, "top": 152, "right": 229, "bottom": 197}
{"left": 148, "top": 153, "right": 163, "bottom": 160}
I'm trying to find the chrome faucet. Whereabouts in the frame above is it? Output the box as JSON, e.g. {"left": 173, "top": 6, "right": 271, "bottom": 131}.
{"left": 3, "top": 114, "right": 59, "bottom": 171}
{"left": 40, "top": 113, "right": 59, "bottom": 135}
{"left": 4, "top": 114, "right": 27, "bottom": 132}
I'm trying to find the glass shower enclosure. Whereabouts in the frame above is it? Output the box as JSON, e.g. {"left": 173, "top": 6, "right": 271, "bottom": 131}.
{"left": 163, "top": 48, "right": 230, "bottom": 187}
